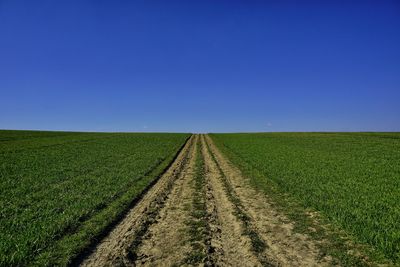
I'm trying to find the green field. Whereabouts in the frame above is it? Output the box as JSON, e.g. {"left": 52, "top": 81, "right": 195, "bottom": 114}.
{"left": 0, "top": 130, "right": 189, "bottom": 266}
{"left": 210, "top": 132, "right": 400, "bottom": 264}
{"left": 2, "top": 131, "right": 399, "bottom": 266}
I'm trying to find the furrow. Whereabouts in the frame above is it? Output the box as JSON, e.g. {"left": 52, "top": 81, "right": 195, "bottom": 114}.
{"left": 80, "top": 135, "right": 196, "bottom": 266}
{"left": 200, "top": 135, "right": 264, "bottom": 266}
{"left": 133, "top": 135, "right": 199, "bottom": 266}
{"left": 204, "top": 134, "right": 333, "bottom": 267}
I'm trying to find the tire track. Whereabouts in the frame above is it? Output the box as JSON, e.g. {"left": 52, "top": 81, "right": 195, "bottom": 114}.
{"left": 80, "top": 135, "right": 196, "bottom": 266}
{"left": 200, "top": 135, "right": 263, "bottom": 266}
{"left": 204, "top": 134, "right": 333, "bottom": 266}
{"left": 133, "top": 135, "right": 199, "bottom": 266}
{"left": 79, "top": 134, "right": 333, "bottom": 266}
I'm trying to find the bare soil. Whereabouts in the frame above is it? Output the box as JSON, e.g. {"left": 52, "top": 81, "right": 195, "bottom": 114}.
{"left": 80, "top": 134, "right": 333, "bottom": 267}
{"left": 81, "top": 135, "right": 196, "bottom": 266}
{"left": 203, "top": 135, "right": 332, "bottom": 267}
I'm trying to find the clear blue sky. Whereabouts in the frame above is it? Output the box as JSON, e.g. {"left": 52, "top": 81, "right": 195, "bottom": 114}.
{"left": 1, "top": 0, "right": 399, "bottom": 132}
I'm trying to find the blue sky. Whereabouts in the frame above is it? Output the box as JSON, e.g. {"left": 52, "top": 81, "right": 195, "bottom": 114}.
{"left": 0, "top": 0, "right": 399, "bottom": 132}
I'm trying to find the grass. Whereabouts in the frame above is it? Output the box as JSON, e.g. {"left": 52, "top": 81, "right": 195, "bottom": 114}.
{"left": 210, "top": 132, "right": 400, "bottom": 265}
{"left": 204, "top": 138, "right": 270, "bottom": 265}
{"left": 185, "top": 141, "right": 208, "bottom": 265}
{"left": 0, "top": 130, "right": 190, "bottom": 266}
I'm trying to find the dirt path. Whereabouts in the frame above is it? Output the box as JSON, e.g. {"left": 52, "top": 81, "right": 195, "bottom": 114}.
{"left": 133, "top": 135, "right": 198, "bottom": 266}
{"left": 80, "top": 134, "right": 332, "bottom": 266}
{"left": 203, "top": 134, "right": 332, "bottom": 267}
{"left": 81, "top": 135, "right": 196, "bottom": 266}
{"left": 200, "top": 135, "right": 262, "bottom": 266}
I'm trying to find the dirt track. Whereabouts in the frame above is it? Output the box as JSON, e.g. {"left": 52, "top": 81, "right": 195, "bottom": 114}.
{"left": 80, "top": 134, "right": 332, "bottom": 267}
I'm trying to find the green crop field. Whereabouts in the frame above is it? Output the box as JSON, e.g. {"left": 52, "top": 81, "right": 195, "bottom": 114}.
{"left": 0, "top": 130, "right": 189, "bottom": 266}
{"left": 210, "top": 132, "right": 400, "bottom": 264}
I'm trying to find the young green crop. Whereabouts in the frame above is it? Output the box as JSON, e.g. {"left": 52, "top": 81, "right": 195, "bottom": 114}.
{"left": 210, "top": 132, "right": 400, "bottom": 264}
{"left": 0, "top": 130, "right": 189, "bottom": 266}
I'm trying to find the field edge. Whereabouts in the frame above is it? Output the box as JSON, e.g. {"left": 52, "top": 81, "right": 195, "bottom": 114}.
{"left": 33, "top": 134, "right": 192, "bottom": 266}
{"left": 208, "top": 134, "right": 393, "bottom": 267}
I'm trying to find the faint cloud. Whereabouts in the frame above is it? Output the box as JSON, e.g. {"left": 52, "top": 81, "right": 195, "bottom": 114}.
{"left": 266, "top": 122, "right": 272, "bottom": 127}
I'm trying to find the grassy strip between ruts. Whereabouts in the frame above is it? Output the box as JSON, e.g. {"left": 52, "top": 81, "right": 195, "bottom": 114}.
{"left": 185, "top": 139, "right": 209, "bottom": 264}
{"left": 204, "top": 137, "right": 272, "bottom": 266}
{"left": 209, "top": 133, "right": 395, "bottom": 267}
{"left": 34, "top": 135, "right": 191, "bottom": 266}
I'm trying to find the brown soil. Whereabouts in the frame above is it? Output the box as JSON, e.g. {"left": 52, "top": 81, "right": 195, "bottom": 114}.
{"left": 203, "top": 135, "right": 333, "bottom": 267}
{"left": 80, "top": 134, "right": 333, "bottom": 267}
{"left": 200, "top": 135, "right": 261, "bottom": 266}
{"left": 81, "top": 135, "right": 196, "bottom": 266}
{"left": 133, "top": 135, "right": 198, "bottom": 266}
